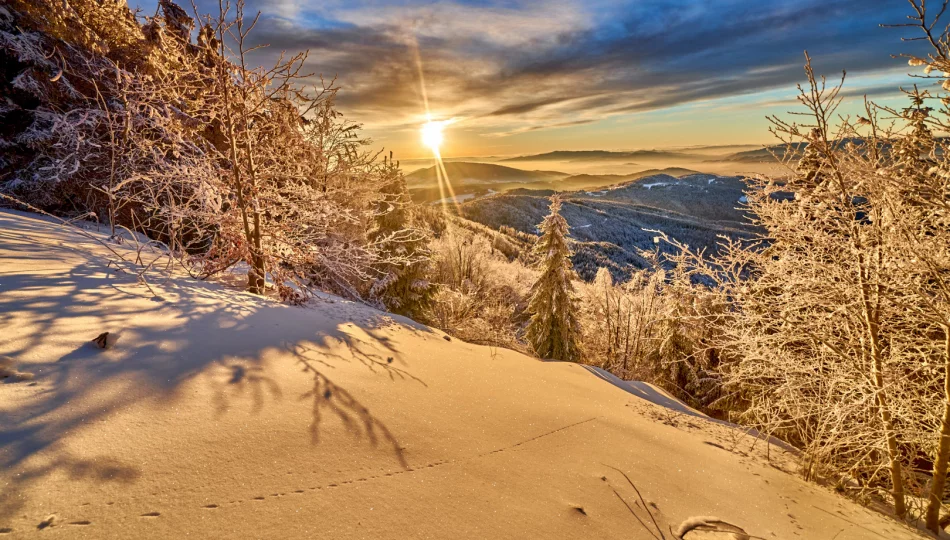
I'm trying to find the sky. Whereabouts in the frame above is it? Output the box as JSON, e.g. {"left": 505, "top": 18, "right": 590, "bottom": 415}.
{"left": 136, "top": 0, "right": 931, "bottom": 160}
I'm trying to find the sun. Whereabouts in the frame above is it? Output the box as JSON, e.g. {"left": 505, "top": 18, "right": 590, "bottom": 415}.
{"left": 421, "top": 120, "right": 445, "bottom": 152}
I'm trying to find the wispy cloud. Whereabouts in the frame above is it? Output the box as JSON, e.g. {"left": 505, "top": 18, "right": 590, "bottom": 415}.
{"left": 142, "top": 0, "right": 931, "bottom": 155}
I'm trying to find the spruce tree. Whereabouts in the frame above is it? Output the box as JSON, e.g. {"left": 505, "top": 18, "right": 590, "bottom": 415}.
{"left": 369, "top": 153, "right": 434, "bottom": 319}
{"left": 525, "top": 196, "right": 581, "bottom": 362}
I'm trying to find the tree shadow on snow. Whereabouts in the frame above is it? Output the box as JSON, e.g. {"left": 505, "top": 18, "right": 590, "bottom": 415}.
{"left": 0, "top": 211, "right": 434, "bottom": 518}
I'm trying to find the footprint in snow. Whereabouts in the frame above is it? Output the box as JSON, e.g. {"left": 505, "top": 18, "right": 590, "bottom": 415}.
{"left": 37, "top": 515, "right": 57, "bottom": 530}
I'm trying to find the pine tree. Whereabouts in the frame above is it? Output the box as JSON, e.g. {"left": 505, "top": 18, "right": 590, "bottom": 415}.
{"left": 525, "top": 196, "right": 581, "bottom": 362}
{"left": 369, "top": 153, "right": 434, "bottom": 319}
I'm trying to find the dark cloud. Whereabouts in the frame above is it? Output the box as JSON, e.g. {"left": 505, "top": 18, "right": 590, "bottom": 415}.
{"left": 486, "top": 96, "right": 579, "bottom": 117}
{"left": 839, "top": 81, "right": 941, "bottom": 100}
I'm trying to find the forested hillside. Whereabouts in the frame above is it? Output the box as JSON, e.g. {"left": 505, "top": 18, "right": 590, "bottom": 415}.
{"left": 461, "top": 174, "right": 755, "bottom": 280}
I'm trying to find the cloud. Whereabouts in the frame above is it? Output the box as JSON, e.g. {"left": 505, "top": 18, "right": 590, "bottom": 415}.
{"left": 486, "top": 96, "right": 581, "bottom": 117}
{"left": 156, "top": 0, "right": 932, "bottom": 150}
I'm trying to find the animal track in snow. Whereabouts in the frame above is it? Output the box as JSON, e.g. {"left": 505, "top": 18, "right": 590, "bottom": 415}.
{"left": 39, "top": 416, "right": 602, "bottom": 532}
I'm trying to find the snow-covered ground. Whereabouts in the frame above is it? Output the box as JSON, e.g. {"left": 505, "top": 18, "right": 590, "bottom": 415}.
{"left": 0, "top": 210, "right": 925, "bottom": 539}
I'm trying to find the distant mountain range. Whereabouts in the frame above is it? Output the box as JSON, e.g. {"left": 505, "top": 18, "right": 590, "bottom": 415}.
{"left": 493, "top": 144, "right": 838, "bottom": 166}
{"left": 501, "top": 150, "right": 706, "bottom": 163}
{"left": 716, "top": 144, "right": 798, "bottom": 163}
{"left": 405, "top": 162, "right": 701, "bottom": 204}
{"left": 406, "top": 162, "right": 566, "bottom": 186}
{"left": 561, "top": 167, "right": 700, "bottom": 185}
{"left": 712, "top": 139, "right": 916, "bottom": 163}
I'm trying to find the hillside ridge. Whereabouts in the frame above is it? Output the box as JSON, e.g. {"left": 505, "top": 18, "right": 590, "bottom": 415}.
{"left": 0, "top": 209, "right": 924, "bottom": 539}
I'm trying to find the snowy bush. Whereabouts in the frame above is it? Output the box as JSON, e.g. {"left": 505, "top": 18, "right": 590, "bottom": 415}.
{"left": 0, "top": 0, "right": 427, "bottom": 305}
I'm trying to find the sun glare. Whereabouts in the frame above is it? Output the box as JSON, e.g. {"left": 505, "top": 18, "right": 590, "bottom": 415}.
{"left": 421, "top": 121, "right": 445, "bottom": 152}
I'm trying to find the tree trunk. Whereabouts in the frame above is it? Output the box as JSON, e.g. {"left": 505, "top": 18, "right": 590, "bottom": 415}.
{"left": 247, "top": 212, "right": 265, "bottom": 295}
{"left": 873, "top": 367, "right": 907, "bottom": 519}
{"left": 214, "top": 34, "right": 258, "bottom": 295}
{"left": 926, "top": 328, "right": 950, "bottom": 533}
{"left": 860, "top": 265, "right": 906, "bottom": 519}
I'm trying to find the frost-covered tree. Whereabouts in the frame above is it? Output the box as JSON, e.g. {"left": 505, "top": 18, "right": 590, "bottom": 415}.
{"left": 578, "top": 254, "right": 722, "bottom": 410}
{"left": 671, "top": 47, "right": 950, "bottom": 526}
{"left": 0, "top": 0, "right": 423, "bottom": 302}
{"left": 368, "top": 153, "right": 434, "bottom": 318}
{"left": 525, "top": 196, "right": 581, "bottom": 362}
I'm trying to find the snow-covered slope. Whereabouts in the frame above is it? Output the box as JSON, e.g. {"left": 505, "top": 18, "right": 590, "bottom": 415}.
{"left": 0, "top": 210, "right": 924, "bottom": 539}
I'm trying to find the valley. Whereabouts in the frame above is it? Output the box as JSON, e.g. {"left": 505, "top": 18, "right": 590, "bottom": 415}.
{"left": 406, "top": 155, "right": 759, "bottom": 281}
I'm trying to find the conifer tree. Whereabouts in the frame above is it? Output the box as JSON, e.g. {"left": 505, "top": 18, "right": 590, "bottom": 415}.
{"left": 369, "top": 153, "right": 434, "bottom": 318}
{"left": 525, "top": 196, "right": 581, "bottom": 362}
